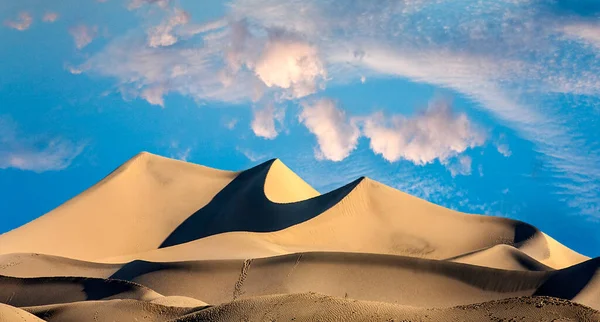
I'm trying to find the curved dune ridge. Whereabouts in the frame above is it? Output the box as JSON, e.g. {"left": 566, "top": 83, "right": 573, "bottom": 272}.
{"left": 0, "top": 152, "right": 598, "bottom": 321}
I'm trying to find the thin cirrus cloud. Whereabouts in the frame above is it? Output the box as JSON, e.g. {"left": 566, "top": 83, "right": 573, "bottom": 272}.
{"left": 147, "top": 8, "right": 190, "bottom": 48}
{"left": 0, "top": 117, "right": 84, "bottom": 173}
{"left": 4, "top": 12, "right": 33, "bottom": 31}
{"left": 562, "top": 22, "right": 600, "bottom": 49}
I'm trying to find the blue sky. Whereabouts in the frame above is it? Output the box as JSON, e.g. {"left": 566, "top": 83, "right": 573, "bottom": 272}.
{"left": 1, "top": 0, "right": 599, "bottom": 256}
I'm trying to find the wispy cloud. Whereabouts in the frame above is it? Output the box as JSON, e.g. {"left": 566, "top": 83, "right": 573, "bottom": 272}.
{"left": 140, "top": 85, "right": 167, "bottom": 107}
{"left": 69, "top": 25, "right": 98, "bottom": 49}
{"left": 0, "top": 117, "right": 84, "bottom": 172}
{"left": 224, "top": 118, "right": 238, "bottom": 130}
{"left": 299, "top": 99, "right": 360, "bottom": 162}
{"left": 128, "top": 0, "right": 171, "bottom": 10}
{"left": 444, "top": 155, "right": 473, "bottom": 177}
{"left": 237, "top": 147, "right": 267, "bottom": 162}
{"left": 5, "top": 12, "right": 32, "bottom": 31}
{"left": 562, "top": 22, "right": 600, "bottom": 49}
{"left": 42, "top": 12, "right": 59, "bottom": 23}
{"left": 147, "top": 8, "right": 189, "bottom": 47}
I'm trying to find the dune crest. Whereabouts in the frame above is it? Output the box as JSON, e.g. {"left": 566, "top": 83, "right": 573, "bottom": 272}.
{"left": 0, "top": 152, "right": 597, "bottom": 321}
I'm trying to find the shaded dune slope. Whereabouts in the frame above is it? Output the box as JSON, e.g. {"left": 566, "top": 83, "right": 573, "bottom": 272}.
{"left": 160, "top": 159, "right": 362, "bottom": 248}
{"left": 0, "top": 275, "right": 161, "bottom": 307}
{"left": 22, "top": 300, "right": 203, "bottom": 322}
{"left": 447, "top": 244, "right": 553, "bottom": 271}
{"left": 1, "top": 252, "right": 599, "bottom": 309}
{"left": 0, "top": 152, "right": 598, "bottom": 320}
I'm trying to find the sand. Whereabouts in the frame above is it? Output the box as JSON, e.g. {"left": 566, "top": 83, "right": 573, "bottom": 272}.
{"left": 0, "top": 152, "right": 597, "bottom": 321}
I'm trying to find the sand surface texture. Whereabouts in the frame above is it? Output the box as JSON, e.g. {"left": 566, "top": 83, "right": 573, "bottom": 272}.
{"left": 0, "top": 152, "right": 598, "bottom": 321}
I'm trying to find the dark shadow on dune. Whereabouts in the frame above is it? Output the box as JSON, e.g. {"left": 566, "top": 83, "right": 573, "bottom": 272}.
{"left": 110, "top": 260, "right": 178, "bottom": 281}
{"left": 534, "top": 257, "right": 600, "bottom": 300}
{"left": 513, "top": 222, "right": 539, "bottom": 245}
{"left": 160, "top": 159, "right": 363, "bottom": 248}
{"left": 81, "top": 278, "right": 147, "bottom": 301}
{"left": 0, "top": 275, "right": 153, "bottom": 306}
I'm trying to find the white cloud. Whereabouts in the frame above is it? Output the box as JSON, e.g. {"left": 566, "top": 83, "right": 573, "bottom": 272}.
{"left": 140, "top": 85, "right": 167, "bottom": 107}
{"left": 299, "top": 99, "right": 360, "bottom": 162}
{"left": 251, "top": 104, "right": 284, "bottom": 139}
{"left": 253, "top": 33, "right": 326, "bottom": 98}
{"left": 444, "top": 155, "right": 473, "bottom": 177}
{"left": 5, "top": 12, "right": 32, "bottom": 31}
{"left": 43, "top": 12, "right": 59, "bottom": 23}
{"left": 69, "top": 25, "right": 98, "bottom": 49}
{"left": 0, "top": 117, "right": 84, "bottom": 172}
{"left": 496, "top": 143, "right": 512, "bottom": 157}
{"left": 562, "top": 22, "right": 600, "bottom": 48}
{"left": 147, "top": 9, "right": 190, "bottom": 48}
{"left": 362, "top": 100, "right": 486, "bottom": 165}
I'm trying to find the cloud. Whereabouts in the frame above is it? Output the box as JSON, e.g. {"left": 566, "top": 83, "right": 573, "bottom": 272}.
{"left": 77, "top": 0, "right": 600, "bottom": 216}
{"left": 82, "top": 21, "right": 263, "bottom": 105}
{"left": 147, "top": 8, "right": 190, "bottom": 47}
{"left": 253, "top": 32, "right": 326, "bottom": 98}
{"left": 43, "top": 12, "right": 59, "bottom": 23}
{"left": 361, "top": 100, "right": 486, "bottom": 165}
{"left": 128, "top": 0, "right": 171, "bottom": 10}
{"left": 299, "top": 99, "right": 360, "bottom": 161}
{"left": 251, "top": 103, "right": 284, "bottom": 139}
{"left": 225, "top": 118, "right": 238, "bottom": 130}
{"left": 5, "top": 12, "right": 32, "bottom": 31}
{"left": 171, "top": 147, "right": 191, "bottom": 161}
{"left": 444, "top": 155, "right": 473, "bottom": 177}
{"left": 140, "top": 85, "right": 167, "bottom": 107}
{"left": 496, "top": 143, "right": 512, "bottom": 157}
{"left": 562, "top": 22, "right": 600, "bottom": 48}
{"left": 69, "top": 25, "right": 98, "bottom": 49}
{"left": 0, "top": 117, "right": 84, "bottom": 172}
{"left": 237, "top": 147, "right": 267, "bottom": 162}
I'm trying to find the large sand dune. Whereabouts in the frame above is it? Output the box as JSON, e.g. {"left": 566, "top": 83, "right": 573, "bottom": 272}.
{"left": 0, "top": 152, "right": 597, "bottom": 321}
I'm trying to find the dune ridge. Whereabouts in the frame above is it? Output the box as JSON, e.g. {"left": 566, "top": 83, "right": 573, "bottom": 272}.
{"left": 0, "top": 152, "right": 597, "bottom": 321}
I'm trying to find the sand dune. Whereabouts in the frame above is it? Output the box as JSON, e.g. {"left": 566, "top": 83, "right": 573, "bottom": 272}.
{"left": 0, "top": 152, "right": 237, "bottom": 260}
{"left": 0, "top": 152, "right": 597, "bottom": 321}
{"left": 177, "top": 293, "right": 600, "bottom": 322}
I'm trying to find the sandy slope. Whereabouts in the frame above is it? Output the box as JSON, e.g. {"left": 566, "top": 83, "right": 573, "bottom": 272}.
{"left": 180, "top": 293, "right": 600, "bottom": 322}
{"left": 0, "top": 152, "right": 597, "bottom": 321}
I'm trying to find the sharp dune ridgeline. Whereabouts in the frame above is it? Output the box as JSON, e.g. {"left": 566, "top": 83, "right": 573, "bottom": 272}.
{"left": 0, "top": 152, "right": 598, "bottom": 321}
